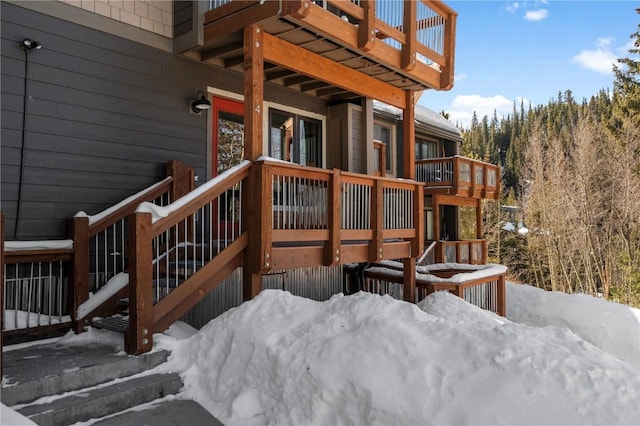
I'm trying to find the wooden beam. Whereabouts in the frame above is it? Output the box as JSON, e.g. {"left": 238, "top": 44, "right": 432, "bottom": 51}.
{"left": 435, "top": 194, "right": 480, "bottom": 208}
{"left": 369, "top": 180, "right": 384, "bottom": 262}
{"left": 71, "top": 216, "right": 89, "bottom": 333}
{"left": 244, "top": 25, "right": 264, "bottom": 161}
{"left": 125, "top": 212, "right": 154, "bottom": 355}
{"left": 403, "top": 257, "right": 416, "bottom": 302}
{"left": 266, "top": 68, "right": 297, "bottom": 81}
{"left": 284, "top": 74, "right": 314, "bottom": 87}
{"left": 262, "top": 32, "right": 406, "bottom": 109}
{"left": 203, "top": 0, "right": 281, "bottom": 44}
{"left": 358, "top": 0, "right": 376, "bottom": 51}
{"left": 401, "top": 0, "right": 417, "bottom": 70}
{"left": 325, "top": 169, "right": 342, "bottom": 266}
{"left": 403, "top": 91, "right": 416, "bottom": 180}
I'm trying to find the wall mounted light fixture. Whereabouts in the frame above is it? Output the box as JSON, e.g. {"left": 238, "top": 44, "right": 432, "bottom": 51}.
{"left": 22, "top": 38, "right": 42, "bottom": 50}
{"left": 191, "top": 91, "right": 211, "bottom": 113}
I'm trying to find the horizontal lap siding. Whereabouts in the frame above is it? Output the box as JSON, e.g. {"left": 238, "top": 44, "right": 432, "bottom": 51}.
{"left": 1, "top": 3, "right": 210, "bottom": 240}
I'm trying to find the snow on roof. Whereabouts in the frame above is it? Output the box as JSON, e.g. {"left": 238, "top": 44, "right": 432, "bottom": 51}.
{"left": 373, "top": 100, "right": 461, "bottom": 139}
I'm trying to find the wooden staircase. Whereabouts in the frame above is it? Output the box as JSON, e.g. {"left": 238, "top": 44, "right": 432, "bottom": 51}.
{"left": 5, "top": 158, "right": 419, "bottom": 355}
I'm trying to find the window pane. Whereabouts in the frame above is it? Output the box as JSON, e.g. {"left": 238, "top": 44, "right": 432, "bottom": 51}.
{"left": 299, "top": 118, "right": 320, "bottom": 167}
{"left": 270, "top": 111, "right": 293, "bottom": 161}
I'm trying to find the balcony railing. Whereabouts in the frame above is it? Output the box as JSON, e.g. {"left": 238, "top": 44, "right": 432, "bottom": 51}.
{"left": 432, "top": 240, "right": 487, "bottom": 265}
{"left": 416, "top": 156, "right": 500, "bottom": 199}
{"left": 204, "top": 0, "right": 457, "bottom": 90}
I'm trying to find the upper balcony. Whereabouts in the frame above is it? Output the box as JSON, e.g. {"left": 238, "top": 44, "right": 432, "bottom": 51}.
{"left": 194, "top": 0, "right": 457, "bottom": 106}
{"left": 416, "top": 156, "right": 501, "bottom": 200}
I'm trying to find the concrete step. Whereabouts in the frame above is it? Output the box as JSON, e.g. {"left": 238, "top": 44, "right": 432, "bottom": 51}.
{"left": 91, "top": 399, "right": 225, "bottom": 426}
{"left": 16, "top": 373, "right": 183, "bottom": 426}
{"left": 1, "top": 342, "right": 168, "bottom": 406}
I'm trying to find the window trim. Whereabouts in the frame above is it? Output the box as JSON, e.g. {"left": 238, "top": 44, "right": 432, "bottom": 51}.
{"left": 373, "top": 120, "right": 396, "bottom": 176}
{"left": 264, "top": 101, "right": 326, "bottom": 168}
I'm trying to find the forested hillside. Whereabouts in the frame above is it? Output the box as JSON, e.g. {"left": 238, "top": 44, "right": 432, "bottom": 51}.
{"left": 459, "top": 8, "right": 640, "bottom": 306}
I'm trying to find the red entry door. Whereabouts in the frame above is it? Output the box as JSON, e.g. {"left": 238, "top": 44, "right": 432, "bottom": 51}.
{"left": 211, "top": 97, "right": 244, "bottom": 178}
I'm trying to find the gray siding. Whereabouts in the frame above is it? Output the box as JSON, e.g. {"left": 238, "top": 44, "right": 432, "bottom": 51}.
{"left": 1, "top": 2, "right": 327, "bottom": 240}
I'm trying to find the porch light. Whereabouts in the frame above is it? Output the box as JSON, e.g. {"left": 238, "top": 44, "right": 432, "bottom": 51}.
{"left": 191, "top": 91, "right": 211, "bottom": 113}
{"left": 22, "top": 38, "right": 42, "bottom": 50}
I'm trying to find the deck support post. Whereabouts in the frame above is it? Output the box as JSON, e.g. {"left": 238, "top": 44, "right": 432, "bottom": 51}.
{"left": 244, "top": 24, "right": 264, "bottom": 162}
{"left": 403, "top": 257, "right": 416, "bottom": 303}
{"left": 325, "top": 169, "right": 342, "bottom": 266}
{"left": 402, "top": 91, "right": 416, "bottom": 181}
{"left": 125, "top": 212, "right": 154, "bottom": 355}
{"left": 70, "top": 216, "right": 90, "bottom": 333}
{"left": 497, "top": 275, "right": 507, "bottom": 317}
{"left": 369, "top": 180, "right": 384, "bottom": 262}
{"left": 242, "top": 24, "right": 266, "bottom": 301}
{"left": 242, "top": 162, "right": 269, "bottom": 301}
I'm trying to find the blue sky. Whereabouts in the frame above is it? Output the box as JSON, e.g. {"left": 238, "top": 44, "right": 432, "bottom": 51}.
{"left": 417, "top": 0, "right": 640, "bottom": 128}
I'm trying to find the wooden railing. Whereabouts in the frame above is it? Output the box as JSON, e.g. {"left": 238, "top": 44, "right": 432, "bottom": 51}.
{"left": 433, "top": 240, "right": 487, "bottom": 265}
{"left": 359, "top": 262, "right": 506, "bottom": 316}
{"left": 126, "top": 161, "right": 251, "bottom": 354}
{"left": 415, "top": 156, "right": 500, "bottom": 199}
{"left": 72, "top": 161, "right": 194, "bottom": 329}
{"left": 205, "top": 0, "right": 457, "bottom": 87}
{"left": 2, "top": 239, "right": 74, "bottom": 343}
{"left": 259, "top": 160, "right": 424, "bottom": 270}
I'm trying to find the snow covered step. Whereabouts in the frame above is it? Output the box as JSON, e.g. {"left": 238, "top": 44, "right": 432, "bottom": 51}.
{"left": 1, "top": 342, "right": 168, "bottom": 406}
{"left": 90, "top": 399, "right": 224, "bottom": 426}
{"left": 92, "top": 315, "right": 129, "bottom": 333}
{"left": 16, "top": 373, "right": 183, "bottom": 426}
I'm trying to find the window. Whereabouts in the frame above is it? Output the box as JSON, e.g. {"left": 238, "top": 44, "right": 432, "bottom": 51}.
{"left": 416, "top": 138, "right": 439, "bottom": 160}
{"left": 269, "top": 109, "right": 322, "bottom": 167}
{"left": 374, "top": 123, "right": 393, "bottom": 174}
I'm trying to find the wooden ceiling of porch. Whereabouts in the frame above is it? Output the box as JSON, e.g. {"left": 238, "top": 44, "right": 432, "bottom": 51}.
{"left": 196, "top": 21, "right": 426, "bottom": 105}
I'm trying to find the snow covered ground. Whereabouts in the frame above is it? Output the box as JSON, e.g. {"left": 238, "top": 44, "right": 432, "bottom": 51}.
{"left": 3, "top": 282, "right": 640, "bottom": 425}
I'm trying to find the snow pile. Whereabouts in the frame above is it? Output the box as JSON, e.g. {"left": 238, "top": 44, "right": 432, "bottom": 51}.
{"left": 507, "top": 283, "right": 640, "bottom": 365}
{"left": 158, "top": 286, "right": 640, "bottom": 426}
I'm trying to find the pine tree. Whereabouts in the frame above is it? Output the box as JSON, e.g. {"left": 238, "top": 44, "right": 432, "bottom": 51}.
{"left": 612, "top": 7, "right": 640, "bottom": 127}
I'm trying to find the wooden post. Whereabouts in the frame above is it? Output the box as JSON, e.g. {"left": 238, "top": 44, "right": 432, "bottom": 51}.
{"left": 403, "top": 257, "right": 416, "bottom": 303}
{"left": 497, "top": 275, "right": 507, "bottom": 317}
{"left": 242, "top": 24, "right": 265, "bottom": 300}
{"left": 125, "top": 212, "right": 154, "bottom": 355}
{"left": 401, "top": 0, "right": 417, "bottom": 70}
{"left": 70, "top": 216, "right": 90, "bottom": 333}
{"left": 440, "top": 10, "right": 456, "bottom": 90}
{"left": 369, "top": 180, "right": 384, "bottom": 262}
{"left": 1, "top": 212, "right": 4, "bottom": 374}
{"left": 242, "top": 163, "right": 267, "bottom": 301}
{"left": 402, "top": 91, "right": 416, "bottom": 180}
{"left": 413, "top": 183, "right": 424, "bottom": 259}
{"left": 166, "top": 160, "right": 195, "bottom": 201}
{"left": 244, "top": 24, "right": 264, "bottom": 161}
{"left": 470, "top": 162, "right": 477, "bottom": 197}
{"left": 325, "top": 169, "right": 341, "bottom": 266}
{"left": 358, "top": 0, "right": 375, "bottom": 51}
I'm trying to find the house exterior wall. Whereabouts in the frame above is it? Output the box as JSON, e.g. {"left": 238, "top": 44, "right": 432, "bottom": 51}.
{"left": 1, "top": 1, "right": 326, "bottom": 240}
{"left": 58, "top": 0, "right": 173, "bottom": 38}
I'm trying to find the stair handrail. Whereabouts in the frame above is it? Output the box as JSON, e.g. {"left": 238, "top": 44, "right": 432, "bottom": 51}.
{"left": 126, "top": 161, "right": 251, "bottom": 354}
{"left": 417, "top": 240, "right": 437, "bottom": 266}
{"left": 72, "top": 160, "right": 195, "bottom": 330}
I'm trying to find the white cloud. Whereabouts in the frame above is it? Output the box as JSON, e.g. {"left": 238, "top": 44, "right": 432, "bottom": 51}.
{"left": 524, "top": 8, "right": 549, "bottom": 21}
{"left": 505, "top": 2, "right": 520, "bottom": 13}
{"left": 573, "top": 38, "right": 618, "bottom": 75}
{"left": 445, "top": 94, "right": 527, "bottom": 129}
{"left": 454, "top": 73, "right": 468, "bottom": 82}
